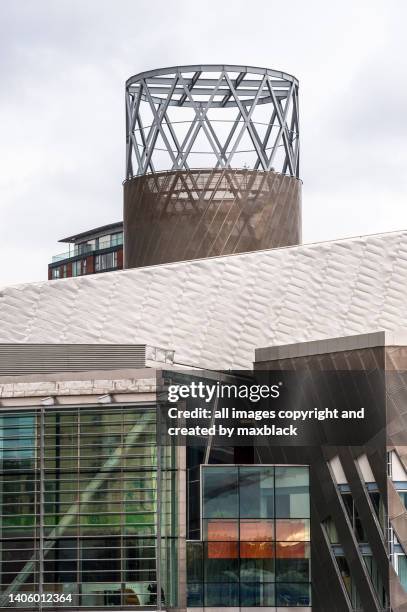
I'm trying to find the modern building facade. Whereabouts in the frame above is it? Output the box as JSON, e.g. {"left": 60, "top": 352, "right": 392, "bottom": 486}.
{"left": 0, "top": 358, "right": 179, "bottom": 610}
{"left": 48, "top": 222, "right": 123, "bottom": 279}
{"left": 2, "top": 63, "right": 407, "bottom": 612}
{"left": 187, "top": 464, "right": 311, "bottom": 608}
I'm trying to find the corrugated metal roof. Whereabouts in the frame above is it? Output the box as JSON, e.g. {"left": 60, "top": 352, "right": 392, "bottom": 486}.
{"left": 58, "top": 221, "right": 123, "bottom": 243}
{"left": 1, "top": 230, "right": 407, "bottom": 369}
{"left": 0, "top": 344, "right": 146, "bottom": 376}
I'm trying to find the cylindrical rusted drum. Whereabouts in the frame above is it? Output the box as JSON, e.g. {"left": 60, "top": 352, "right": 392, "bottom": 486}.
{"left": 124, "top": 168, "right": 301, "bottom": 267}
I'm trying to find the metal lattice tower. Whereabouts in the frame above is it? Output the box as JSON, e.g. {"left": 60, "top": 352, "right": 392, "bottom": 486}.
{"left": 125, "top": 65, "right": 299, "bottom": 178}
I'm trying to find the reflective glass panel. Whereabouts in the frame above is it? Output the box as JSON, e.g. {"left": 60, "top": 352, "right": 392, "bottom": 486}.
{"left": 187, "top": 542, "right": 203, "bottom": 582}
{"left": 240, "top": 541, "right": 274, "bottom": 559}
{"left": 202, "top": 466, "right": 238, "bottom": 518}
{"left": 240, "top": 547, "right": 274, "bottom": 582}
{"left": 275, "top": 466, "right": 310, "bottom": 518}
{"left": 204, "top": 582, "right": 239, "bottom": 606}
{"left": 204, "top": 543, "right": 239, "bottom": 582}
{"left": 275, "top": 519, "right": 310, "bottom": 542}
{"left": 276, "top": 543, "right": 310, "bottom": 582}
{"left": 240, "top": 519, "right": 274, "bottom": 541}
{"left": 239, "top": 466, "right": 274, "bottom": 518}
{"left": 204, "top": 519, "right": 238, "bottom": 541}
{"left": 187, "top": 583, "right": 203, "bottom": 607}
{"left": 240, "top": 582, "right": 275, "bottom": 606}
{"left": 207, "top": 541, "right": 238, "bottom": 559}
{"left": 276, "top": 582, "right": 311, "bottom": 606}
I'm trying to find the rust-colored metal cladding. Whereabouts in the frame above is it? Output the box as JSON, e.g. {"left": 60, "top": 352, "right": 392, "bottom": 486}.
{"left": 124, "top": 168, "right": 301, "bottom": 268}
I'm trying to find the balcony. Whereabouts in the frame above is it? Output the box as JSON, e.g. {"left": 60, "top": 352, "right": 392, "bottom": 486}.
{"left": 51, "top": 235, "right": 123, "bottom": 264}
{"left": 52, "top": 244, "right": 95, "bottom": 263}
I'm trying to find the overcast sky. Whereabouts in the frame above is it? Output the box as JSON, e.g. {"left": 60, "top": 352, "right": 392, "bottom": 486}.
{"left": 1, "top": 0, "right": 406, "bottom": 285}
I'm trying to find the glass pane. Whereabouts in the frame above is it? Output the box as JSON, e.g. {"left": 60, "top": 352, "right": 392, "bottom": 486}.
{"left": 187, "top": 583, "right": 203, "bottom": 607}
{"left": 204, "top": 519, "right": 238, "bottom": 541}
{"left": 276, "top": 543, "right": 310, "bottom": 582}
{"left": 276, "top": 582, "right": 311, "bottom": 606}
{"left": 399, "top": 492, "right": 407, "bottom": 511}
{"left": 324, "top": 517, "right": 339, "bottom": 544}
{"left": 240, "top": 519, "right": 274, "bottom": 541}
{"left": 240, "top": 582, "right": 275, "bottom": 606}
{"left": 275, "top": 466, "right": 310, "bottom": 518}
{"left": 207, "top": 541, "right": 238, "bottom": 559}
{"left": 202, "top": 466, "right": 238, "bottom": 518}
{"left": 239, "top": 466, "right": 274, "bottom": 518}
{"left": 204, "top": 544, "right": 239, "bottom": 582}
{"left": 187, "top": 542, "right": 203, "bottom": 582}
{"left": 276, "top": 519, "right": 310, "bottom": 542}
{"left": 205, "top": 582, "right": 239, "bottom": 606}
{"left": 240, "top": 546, "right": 274, "bottom": 581}
{"left": 398, "top": 555, "right": 407, "bottom": 591}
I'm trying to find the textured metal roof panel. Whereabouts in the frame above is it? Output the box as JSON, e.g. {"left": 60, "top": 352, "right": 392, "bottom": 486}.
{"left": 1, "top": 231, "right": 407, "bottom": 369}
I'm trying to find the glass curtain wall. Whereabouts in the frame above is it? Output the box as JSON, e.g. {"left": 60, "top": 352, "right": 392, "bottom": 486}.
{"left": 187, "top": 465, "right": 310, "bottom": 607}
{"left": 0, "top": 405, "right": 175, "bottom": 609}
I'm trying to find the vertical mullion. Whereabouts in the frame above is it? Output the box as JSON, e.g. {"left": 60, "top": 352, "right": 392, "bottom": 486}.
{"left": 238, "top": 465, "right": 241, "bottom": 609}
{"left": 121, "top": 409, "right": 125, "bottom": 604}
{"left": 156, "top": 410, "right": 162, "bottom": 611}
{"left": 274, "top": 466, "right": 276, "bottom": 608}
{"left": 39, "top": 407, "right": 45, "bottom": 611}
{"left": 0, "top": 415, "right": 2, "bottom": 593}
{"left": 76, "top": 409, "right": 81, "bottom": 604}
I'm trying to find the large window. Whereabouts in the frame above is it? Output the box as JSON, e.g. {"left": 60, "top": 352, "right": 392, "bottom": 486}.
{"left": 396, "top": 554, "right": 407, "bottom": 592}
{"left": 188, "top": 465, "right": 311, "bottom": 607}
{"left": 72, "top": 259, "right": 87, "bottom": 277}
{"left": 52, "top": 265, "right": 68, "bottom": 279}
{"left": 111, "top": 232, "right": 123, "bottom": 247}
{"left": 95, "top": 252, "right": 117, "bottom": 272}
{"left": 98, "top": 235, "right": 112, "bottom": 250}
{"left": 76, "top": 240, "right": 96, "bottom": 255}
{"left": 0, "top": 406, "right": 175, "bottom": 608}
{"left": 97, "top": 233, "right": 123, "bottom": 250}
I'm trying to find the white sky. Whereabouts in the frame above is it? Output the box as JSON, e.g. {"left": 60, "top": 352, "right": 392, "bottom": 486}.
{"left": 1, "top": 0, "right": 406, "bottom": 285}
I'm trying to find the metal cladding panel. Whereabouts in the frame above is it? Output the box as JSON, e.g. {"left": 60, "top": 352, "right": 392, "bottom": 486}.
{"left": 253, "top": 349, "right": 389, "bottom": 611}
{"left": 0, "top": 343, "right": 146, "bottom": 375}
{"left": 124, "top": 169, "right": 301, "bottom": 268}
{"left": 1, "top": 230, "right": 407, "bottom": 369}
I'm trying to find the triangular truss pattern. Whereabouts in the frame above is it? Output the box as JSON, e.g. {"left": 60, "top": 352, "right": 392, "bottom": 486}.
{"left": 125, "top": 65, "right": 300, "bottom": 179}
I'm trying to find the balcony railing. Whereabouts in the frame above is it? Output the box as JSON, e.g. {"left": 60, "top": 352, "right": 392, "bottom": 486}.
{"left": 51, "top": 236, "right": 123, "bottom": 264}
{"left": 51, "top": 244, "right": 95, "bottom": 263}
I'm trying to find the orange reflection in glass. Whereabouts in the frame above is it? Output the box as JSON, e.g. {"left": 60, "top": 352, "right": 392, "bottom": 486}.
{"left": 240, "top": 541, "right": 274, "bottom": 559}
{"left": 206, "top": 520, "right": 238, "bottom": 541}
{"left": 207, "top": 541, "right": 238, "bottom": 559}
{"left": 276, "top": 541, "right": 308, "bottom": 559}
{"left": 275, "top": 519, "right": 310, "bottom": 542}
{"left": 240, "top": 520, "right": 274, "bottom": 541}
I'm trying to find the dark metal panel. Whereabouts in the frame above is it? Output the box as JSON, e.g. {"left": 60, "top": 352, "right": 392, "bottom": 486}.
{"left": 338, "top": 447, "right": 389, "bottom": 593}
{"left": 253, "top": 346, "right": 390, "bottom": 611}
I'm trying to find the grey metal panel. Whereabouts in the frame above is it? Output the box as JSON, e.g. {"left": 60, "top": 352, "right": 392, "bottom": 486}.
{"left": 0, "top": 344, "right": 146, "bottom": 375}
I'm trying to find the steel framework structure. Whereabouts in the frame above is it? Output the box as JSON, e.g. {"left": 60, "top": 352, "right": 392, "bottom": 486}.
{"left": 125, "top": 65, "right": 299, "bottom": 179}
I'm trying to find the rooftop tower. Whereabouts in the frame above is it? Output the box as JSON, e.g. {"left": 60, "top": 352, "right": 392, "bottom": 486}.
{"left": 124, "top": 64, "right": 301, "bottom": 268}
